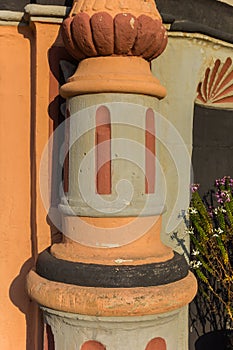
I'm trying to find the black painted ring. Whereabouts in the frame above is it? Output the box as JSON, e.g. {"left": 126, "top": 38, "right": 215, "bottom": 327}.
{"left": 36, "top": 249, "right": 189, "bottom": 288}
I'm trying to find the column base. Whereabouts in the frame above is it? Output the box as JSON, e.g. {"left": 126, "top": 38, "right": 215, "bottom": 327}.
{"left": 42, "top": 306, "right": 188, "bottom": 350}
{"left": 27, "top": 269, "right": 197, "bottom": 317}
{"left": 35, "top": 248, "right": 189, "bottom": 288}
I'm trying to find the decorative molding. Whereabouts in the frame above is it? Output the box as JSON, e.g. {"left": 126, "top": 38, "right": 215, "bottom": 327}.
{"left": 0, "top": 10, "right": 24, "bottom": 24}
{"left": 0, "top": 10, "right": 23, "bottom": 21}
{"left": 61, "top": 2, "right": 167, "bottom": 61}
{"left": 24, "top": 4, "right": 69, "bottom": 17}
{"left": 24, "top": 4, "right": 70, "bottom": 23}
{"left": 0, "top": 0, "right": 233, "bottom": 44}
{"left": 60, "top": 56, "right": 166, "bottom": 99}
{"left": 71, "top": 0, "right": 162, "bottom": 18}
{"left": 196, "top": 57, "right": 233, "bottom": 107}
{"left": 27, "top": 269, "right": 197, "bottom": 316}
{"left": 36, "top": 249, "right": 189, "bottom": 288}
{"left": 168, "top": 31, "right": 233, "bottom": 49}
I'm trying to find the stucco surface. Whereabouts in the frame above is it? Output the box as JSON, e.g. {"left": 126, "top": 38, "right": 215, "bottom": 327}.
{"left": 0, "top": 24, "right": 33, "bottom": 350}
{"left": 42, "top": 307, "right": 188, "bottom": 350}
{"left": 0, "top": 22, "right": 62, "bottom": 350}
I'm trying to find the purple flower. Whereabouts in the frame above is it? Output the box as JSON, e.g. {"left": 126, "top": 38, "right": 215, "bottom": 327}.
{"left": 191, "top": 184, "right": 200, "bottom": 193}
{"left": 208, "top": 206, "right": 214, "bottom": 217}
{"left": 216, "top": 190, "right": 231, "bottom": 204}
{"left": 215, "top": 177, "right": 226, "bottom": 187}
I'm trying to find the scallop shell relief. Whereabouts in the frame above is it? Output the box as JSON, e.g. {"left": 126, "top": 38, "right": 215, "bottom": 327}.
{"left": 196, "top": 57, "right": 233, "bottom": 107}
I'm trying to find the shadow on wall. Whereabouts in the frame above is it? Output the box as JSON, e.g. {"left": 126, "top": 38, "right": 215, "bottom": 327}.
{"left": 192, "top": 104, "right": 233, "bottom": 198}
{"left": 47, "top": 38, "right": 76, "bottom": 214}
{"left": 7, "top": 25, "right": 76, "bottom": 350}
{"left": 7, "top": 24, "right": 66, "bottom": 350}
{"left": 5, "top": 24, "right": 44, "bottom": 350}
{"left": 9, "top": 259, "right": 43, "bottom": 350}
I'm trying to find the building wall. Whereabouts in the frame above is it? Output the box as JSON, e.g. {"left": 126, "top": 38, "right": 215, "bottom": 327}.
{"left": 0, "top": 24, "right": 34, "bottom": 350}
{"left": 151, "top": 31, "right": 233, "bottom": 250}
{"left": 0, "top": 20, "right": 61, "bottom": 350}
{"left": 150, "top": 33, "right": 233, "bottom": 350}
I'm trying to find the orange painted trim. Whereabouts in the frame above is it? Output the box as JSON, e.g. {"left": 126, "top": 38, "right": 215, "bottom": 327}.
{"left": 27, "top": 270, "right": 197, "bottom": 317}
{"left": 72, "top": 0, "right": 162, "bottom": 19}
{"left": 51, "top": 215, "right": 174, "bottom": 264}
{"left": 60, "top": 57, "right": 166, "bottom": 99}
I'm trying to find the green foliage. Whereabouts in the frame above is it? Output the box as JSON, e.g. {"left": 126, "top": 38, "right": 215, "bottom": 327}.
{"left": 189, "top": 177, "right": 233, "bottom": 333}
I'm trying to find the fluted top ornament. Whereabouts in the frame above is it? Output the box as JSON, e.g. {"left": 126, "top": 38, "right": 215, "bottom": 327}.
{"left": 62, "top": 0, "right": 167, "bottom": 61}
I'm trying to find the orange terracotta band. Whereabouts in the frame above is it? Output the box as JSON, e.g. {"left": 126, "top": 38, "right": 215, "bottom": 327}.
{"left": 60, "top": 56, "right": 166, "bottom": 99}
{"left": 27, "top": 270, "right": 197, "bottom": 317}
{"left": 51, "top": 215, "right": 174, "bottom": 264}
{"left": 72, "top": 0, "right": 162, "bottom": 19}
{"left": 62, "top": 8, "right": 167, "bottom": 61}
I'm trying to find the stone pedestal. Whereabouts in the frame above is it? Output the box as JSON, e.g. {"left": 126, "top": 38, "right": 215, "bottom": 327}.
{"left": 42, "top": 307, "right": 189, "bottom": 350}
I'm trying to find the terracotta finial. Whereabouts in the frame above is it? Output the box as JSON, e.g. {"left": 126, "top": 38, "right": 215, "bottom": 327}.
{"left": 62, "top": 0, "right": 167, "bottom": 61}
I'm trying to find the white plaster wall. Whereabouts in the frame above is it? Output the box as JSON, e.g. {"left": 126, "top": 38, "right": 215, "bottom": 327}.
{"left": 151, "top": 32, "right": 233, "bottom": 255}
{"left": 218, "top": 0, "right": 233, "bottom": 5}
{"left": 151, "top": 33, "right": 233, "bottom": 350}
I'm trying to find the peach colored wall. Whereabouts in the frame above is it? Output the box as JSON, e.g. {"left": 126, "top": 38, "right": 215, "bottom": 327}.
{"left": 0, "top": 22, "right": 61, "bottom": 350}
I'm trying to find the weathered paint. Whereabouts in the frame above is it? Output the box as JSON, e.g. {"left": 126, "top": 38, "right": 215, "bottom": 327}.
{"left": 27, "top": 269, "right": 197, "bottom": 317}
{"left": 52, "top": 215, "right": 174, "bottom": 263}
{"left": 62, "top": 99, "right": 166, "bottom": 218}
{"left": 95, "top": 106, "right": 111, "bottom": 195}
{"left": 42, "top": 307, "right": 187, "bottom": 350}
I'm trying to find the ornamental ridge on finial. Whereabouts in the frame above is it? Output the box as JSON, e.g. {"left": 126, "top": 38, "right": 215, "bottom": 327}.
{"left": 62, "top": 0, "right": 167, "bottom": 61}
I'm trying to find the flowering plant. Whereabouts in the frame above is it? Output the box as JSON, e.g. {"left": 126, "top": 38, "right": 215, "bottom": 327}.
{"left": 189, "top": 176, "right": 233, "bottom": 333}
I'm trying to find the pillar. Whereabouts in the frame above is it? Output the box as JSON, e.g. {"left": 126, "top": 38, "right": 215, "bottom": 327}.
{"left": 27, "top": 1, "right": 197, "bottom": 349}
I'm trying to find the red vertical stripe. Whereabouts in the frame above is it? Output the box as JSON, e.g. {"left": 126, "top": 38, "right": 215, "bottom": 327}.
{"left": 63, "top": 108, "right": 70, "bottom": 193}
{"left": 81, "top": 340, "right": 106, "bottom": 350}
{"left": 145, "top": 337, "right": 167, "bottom": 350}
{"left": 145, "top": 108, "right": 156, "bottom": 194}
{"left": 43, "top": 324, "right": 55, "bottom": 350}
{"left": 96, "top": 106, "right": 111, "bottom": 194}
